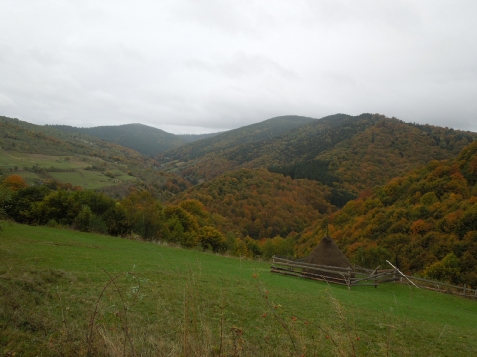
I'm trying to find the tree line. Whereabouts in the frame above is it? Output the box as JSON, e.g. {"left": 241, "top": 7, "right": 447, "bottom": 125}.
{"left": 0, "top": 174, "right": 293, "bottom": 259}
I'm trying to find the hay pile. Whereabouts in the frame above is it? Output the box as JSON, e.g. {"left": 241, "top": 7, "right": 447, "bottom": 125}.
{"left": 303, "top": 236, "right": 353, "bottom": 279}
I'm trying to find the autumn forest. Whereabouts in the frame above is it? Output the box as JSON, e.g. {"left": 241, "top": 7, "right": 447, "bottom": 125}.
{"left": 1, "top": 113, "right": 477, "bottom": 287}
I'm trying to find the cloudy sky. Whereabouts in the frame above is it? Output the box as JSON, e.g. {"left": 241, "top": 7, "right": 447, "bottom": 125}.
{"left": 1, "top": 1, "right": 477, "bottom": 134}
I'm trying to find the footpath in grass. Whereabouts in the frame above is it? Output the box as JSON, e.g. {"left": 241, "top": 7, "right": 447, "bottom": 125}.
{"left": 0, "top": 223, "right": 476, "bottom": 356}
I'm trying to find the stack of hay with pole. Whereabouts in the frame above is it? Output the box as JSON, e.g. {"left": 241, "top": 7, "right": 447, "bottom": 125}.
{"left": 302, "top": 235, "right": 354, "bottom": 282}
{"left": 271, "top": 235, "right": 405, "bottom": 288}
{"left": 271, "top": 235, "right": 355, "bottom": 286}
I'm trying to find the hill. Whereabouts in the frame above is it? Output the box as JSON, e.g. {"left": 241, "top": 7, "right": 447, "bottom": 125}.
{"left": 52, "top": 123, "right": 220, "bottom": 157}
{"left": 1, "top": 223, "right": 475, "bottom": 356}
{"left": 169, "top": 168, "right": 336, "bottom": 240}
{"left": 179, "top": 132, "right": 221, "bottom": 143}
{"left": 0, "top": 116, "right": 189, "bottom": 198}
{"left": 0, "top": 116, "right": 154, "bottom": 164}
{"left": 160, "top": 113, "right": 477, "bottom": 205}
{"left": 157, "top": 115, "right": 317, "bottom": 163}
{"left": 296, "top": 141, "right": 477, "bottom": 287}
{"left": 296, "top": 119, "right": 476, "bottom": 194}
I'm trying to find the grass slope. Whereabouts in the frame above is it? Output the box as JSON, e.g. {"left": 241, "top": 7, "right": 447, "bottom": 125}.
{"left": 1, "top": 223, "right": 475, "bottom": 356}
{"left": 0, "top": 116, "right": 161, "bottom": 190}
{"left": 0, "top": 149, "right": 136, "bottom": 189}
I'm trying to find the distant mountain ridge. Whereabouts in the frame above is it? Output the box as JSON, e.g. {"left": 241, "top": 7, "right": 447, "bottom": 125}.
{"left": 157, "top": 115, "right": 317, "bottom": 161}
{"left": 157, "top": 113, "right": 379, "bottom": 182}
{"left": 0, "top": 116, "right": 148, "bottom": 161}
{"left": 158, "top": 113, "right": 477, "bottom": 206}
{"left": 178, "top": 133, "right": 221, "bottom": 143}
{"left": 52, "top": 123, "right": 220, "bottom": 157}
{"left": 3, "top": 113, "right": 476, "bottom": 208}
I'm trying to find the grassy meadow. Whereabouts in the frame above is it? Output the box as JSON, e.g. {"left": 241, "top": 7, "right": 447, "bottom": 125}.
{"left": 0, "top": 149, "right": 135, "bottom": 189}
{"left": 0, "top": 223, "right": 476, "bottom": 356}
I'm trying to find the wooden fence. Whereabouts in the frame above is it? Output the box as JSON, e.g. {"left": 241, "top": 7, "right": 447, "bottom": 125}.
{"left": 271, "top": 256, "right": 477, "bottom": 299}
{"left": 402, "top": 275, "right": 477, "bottom": 299}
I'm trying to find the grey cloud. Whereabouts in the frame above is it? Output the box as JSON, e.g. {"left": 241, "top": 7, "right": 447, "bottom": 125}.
{"left": 0, "top": 93, "right": 16, "bottom": 107}
{"left": 186, "top": 53, "right": 298, "bottom": 80}
{"left": 0, "top": 1, "right": 476, "bottom": 133}
{"left": 170, "top": 0, "right": 275, "bottom": 36}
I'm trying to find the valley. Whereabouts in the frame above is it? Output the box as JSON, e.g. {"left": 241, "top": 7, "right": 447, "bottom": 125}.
{"left": 1, "top": 112, "right": 477, "bottom": 355}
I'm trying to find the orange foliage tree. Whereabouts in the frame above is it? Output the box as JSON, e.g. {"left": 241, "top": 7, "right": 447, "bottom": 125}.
{"left": 1, "top": 175, "right": 27, "bottom": 191}
{"left": 169, "top": 169, "right": 336, "bottom": 240}
{"left": 297, "top": 141, "right": 477, "bottom": 287}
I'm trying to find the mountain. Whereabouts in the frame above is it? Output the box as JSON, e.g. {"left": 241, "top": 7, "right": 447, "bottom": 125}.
{"left": 157, "top": 115, "right": 317, "bottom": 162}
{"left": 296, "top": 141, "right": 477, "bottom": 286}
{"left": 156, "top": 113, "right": 380, "bottom": 184}
{"left": 52, "top": 123, "right": 220, "bottom": 157}
{"left": 0, "top": 116, "right": 189, "bottom": 198}
{"left": 0, "top": 116, "right": 149, "bottom": 161}
{"left": 179, "top": 133, "right": 221, "bottom": 143}
{"left": 269, "top": 117, "right": 476, "bottom": 195}
{"left": 4, "top": 113, "right": 476, "bottom": 205}
{"left": 3, "top": 113, "right": 477, "bottom": 286}
{"left": 159, "top": 113, "right": 477, "bottom": 205}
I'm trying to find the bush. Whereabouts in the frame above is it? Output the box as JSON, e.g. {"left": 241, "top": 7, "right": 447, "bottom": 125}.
{"left": 90, "top": 215, "right": 108, "bottom": 234}
{"left": 46, "top": 219, "right": 59, "bottom": 228}
{"left": 198, "top": 226, "right": 226, "bottom": 253}
{"left": 74, "top": 205, "right": 93, "bottom": 232}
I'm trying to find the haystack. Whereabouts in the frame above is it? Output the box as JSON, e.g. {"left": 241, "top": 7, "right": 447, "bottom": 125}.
{"left": 303, "top": 236, "right": 354, "bottom": 279}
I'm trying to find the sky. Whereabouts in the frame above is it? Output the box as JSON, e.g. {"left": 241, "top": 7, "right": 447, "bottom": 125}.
{"left": 1, "top": 1, "right": 477, "bottom": 134}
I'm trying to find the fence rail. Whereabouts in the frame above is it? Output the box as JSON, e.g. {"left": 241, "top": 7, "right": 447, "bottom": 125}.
{"left": 270, "top": 256, "right": 477, "bottom": 299}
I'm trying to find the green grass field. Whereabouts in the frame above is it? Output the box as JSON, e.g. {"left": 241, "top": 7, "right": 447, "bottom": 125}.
{"left": 0, "top": 149, "right": 135, "bottom": 189}
{"left": 0, "top": 151, "right": 81, "bottom": 170}
{"left": 47, "top": 170, "right": 135, "bottom": 190}
{"left": 1, "top": 223, "right": 476, "bottom": 356}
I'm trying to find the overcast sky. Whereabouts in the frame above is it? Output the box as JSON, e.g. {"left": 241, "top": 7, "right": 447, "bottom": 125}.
{"left": 1, "top": 1, "right": 477, "bottom": 134}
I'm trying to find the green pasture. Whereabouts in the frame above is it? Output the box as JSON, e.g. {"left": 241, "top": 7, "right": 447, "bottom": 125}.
{"left": 0, "top": 223, "right": 475, "bottom": 356}
{"left": 47, "top": 170, "right": 134, "bottom": 189}
{"left": 0, "top": 149, "right": 134, "bottom": 189}
{"left": 0, "top": 150, "right": 81, "bottom": 170}
{"left": 0, "top": 150, "right": 41, "bottom": 168}
{"left": 10, "top": 170, "right": 43, "bottom": 185}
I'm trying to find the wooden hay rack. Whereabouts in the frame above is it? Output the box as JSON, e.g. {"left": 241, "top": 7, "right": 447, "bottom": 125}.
{"left": 271, "top": 256, "right": 477, "bottom": 298}
{"left": 271, "top": 256, "right": 398, "bottom": 288}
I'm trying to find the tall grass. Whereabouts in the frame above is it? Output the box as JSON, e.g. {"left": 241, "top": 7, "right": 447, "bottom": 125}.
{"left": 0, "top": 223, "right": 475, "bottom": 356}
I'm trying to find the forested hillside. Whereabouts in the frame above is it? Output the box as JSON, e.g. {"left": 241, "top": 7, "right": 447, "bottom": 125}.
{"left": 2, "top": 113, "right": 477, "bottom": 288}
{"left": 311, "top": 119, "right": 475, "bottom": 193}
{"left": 0, "top": 177, "right": 216, "bottom": 249}
{"left": 0, "top": 172, "right": 297, "bottom": 257}
{"left": 297, "top": 141, "right": 477, "bottom": 287}
{"left": 52, "top": 123, "right": 218, "bottom": 156}
{"left": 169, "top": 168, "right": 335, "bottom": 240}
{"left": 157, "top": 115, "right": 316, "bottom": 163}
{"left": 162, "top": 113, "right": 476, "bottom": 207}
{"left": 158, "top": 114, "right": 354, "bottom": 182}
{"left": 1, "top": 116, "right": 151, "bottom": 163}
